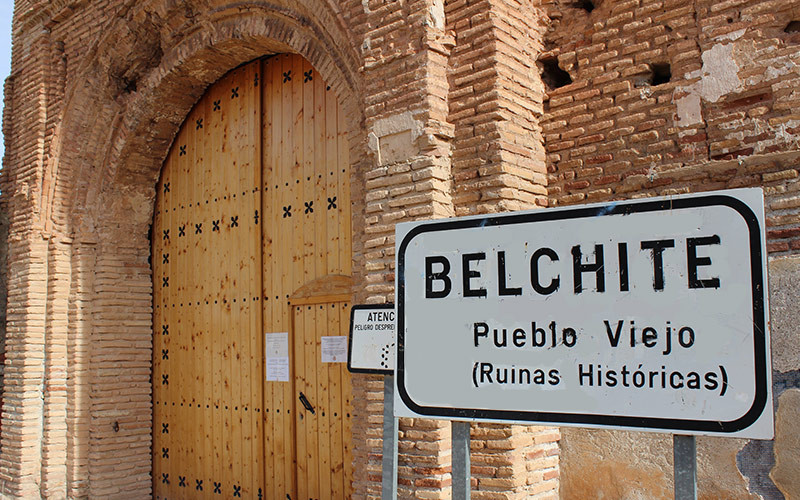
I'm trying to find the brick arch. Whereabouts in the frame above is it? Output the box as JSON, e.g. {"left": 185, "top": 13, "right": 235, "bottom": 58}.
{"left": 49, "top": 1, "right": 364, "bottom": 238}
{"left": 23, "top": 3, "right": 366, "bottom": 497}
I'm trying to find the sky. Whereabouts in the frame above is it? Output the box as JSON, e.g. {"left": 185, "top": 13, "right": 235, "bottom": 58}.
{"left": 0, "top": 3, "right": 12, "bottom": 162}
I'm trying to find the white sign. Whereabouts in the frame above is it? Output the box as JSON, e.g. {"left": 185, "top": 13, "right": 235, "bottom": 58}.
{"left": 321, "top": 336, "right": 348, "bottom": 363}
{"left": 265, "top": 332, "right": 289, "bottom": 382}
{"left": 395, "top": 189, "right": 772, "bottom": 438}
{"left": 348, "top": 304, "right": 396, "bottom": 374}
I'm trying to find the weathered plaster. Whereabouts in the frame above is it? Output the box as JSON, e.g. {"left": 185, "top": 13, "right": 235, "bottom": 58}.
{"left": 771, "top": 388, "right": 800, "bottom": 499}
{"left": 675, "top": 93, "right": 703, "bottom": 127}
{"left": 767, "top": 256, "right": 800, "bottom": 373}
{"left": 674, "top": 36, "right": 758, "bottom": 121}
{"left": 368, "top": 111, "right": 425, "bottom": 166}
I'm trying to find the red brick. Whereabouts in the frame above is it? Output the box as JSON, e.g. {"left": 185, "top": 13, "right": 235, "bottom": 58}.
{"left": 585, "top": 154, "right": 614, "bottom": 165}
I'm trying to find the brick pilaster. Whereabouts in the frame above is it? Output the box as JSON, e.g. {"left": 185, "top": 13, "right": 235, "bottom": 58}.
{"left": 448, "top": 0, "right": 549, "bottom": 216}
{"left": 0, "top": 234, "right": 49, "bottom": 498}
{"left": 41, "top": 238, "right": 71, "bottom": 497}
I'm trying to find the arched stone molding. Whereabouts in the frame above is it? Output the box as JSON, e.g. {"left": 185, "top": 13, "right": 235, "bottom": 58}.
{"left": 50, "top": 1, "right": 364, "bottom": 237}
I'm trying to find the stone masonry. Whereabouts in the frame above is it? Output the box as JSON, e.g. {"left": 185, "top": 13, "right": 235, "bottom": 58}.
{"left": 0, "top": 0, "right": 799, "bottom": 499}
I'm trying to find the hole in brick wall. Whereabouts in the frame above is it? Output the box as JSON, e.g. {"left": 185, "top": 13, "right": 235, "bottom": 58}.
{"left": 540, "top": 57, "right": 572, "bottom": 91}
{"left": 785, "top": 21, "right": 800, "bottom": 33}
{"left": 574, "top": 0, "right": 594, "bottom": 12}
{"left": 650, "top": 63, "right": 671, "bottom": 86}
{"left": 122, "top": 77, "right": 137, "bottom": 94}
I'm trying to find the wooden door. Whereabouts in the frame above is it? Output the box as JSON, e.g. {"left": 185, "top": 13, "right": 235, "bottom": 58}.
{"left": 153, "top": 60, "right": 264, "bottom": 500}
{"left": 261, "top": 53, "right": 353, "bottom": 500}
{"left": 152, "top": 53, "right": 352, "bottom": 500}
{"left": 289, "top": 276, "right": 355, "bottom": 500}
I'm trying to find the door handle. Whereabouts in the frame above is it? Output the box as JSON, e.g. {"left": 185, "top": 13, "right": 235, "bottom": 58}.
{"left": 298, "top": 392, "right": 316, "bottom": 414}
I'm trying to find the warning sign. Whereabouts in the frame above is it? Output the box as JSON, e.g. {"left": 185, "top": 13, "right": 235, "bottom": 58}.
{"left": 348, "top": 304, "right": 396, "bottom": 374}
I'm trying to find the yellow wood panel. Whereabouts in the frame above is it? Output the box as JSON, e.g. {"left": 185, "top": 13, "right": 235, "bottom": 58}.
{"left": 260, "top": 53, "right": 353, "bottom": 500}
{"left": 290, "top": 300, "right": 354, "bottom": 500}
{"left": 261, "top": 55, "right": 276, "bottom": 500}
{"left": 340, "top": 301, "right": 355, "bottom": 499}
{"left": 317, "top": 304, "right": 333, "bottom": 498}
{"left": 328, "top": 302, "right": 345, "bottom": 500}
{"left": 154, "top": 52, "right": 352, "bottom": 500}
{"left": 152, "top": 59, "right": 263, "bottom": 500}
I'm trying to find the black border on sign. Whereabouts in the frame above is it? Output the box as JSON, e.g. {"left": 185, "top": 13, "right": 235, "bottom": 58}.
{"left": 348, "top": 304, "right": 395, "bottom": 375}
{"left": 396, "top": 194, "right": 768, "bottom": 433}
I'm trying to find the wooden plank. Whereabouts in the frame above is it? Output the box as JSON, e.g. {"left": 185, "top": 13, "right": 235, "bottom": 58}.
{"left": 177, "top": 114, "right": 188, "bottom": 481}
{"left": 328, "top": 301, "right": 345, "bottom": 500}
{"left": 302, "top": 58, "right": 315, "bottom": 286}
{"left": 152, "top": 194, "right": 160, "bottom": 497}
{"left": 325, "top": 82, "right": 341, "bottom": 275}
{"left": 196, "top": 86, "right": 211, "bottom": 495}
{"left": 290, "top": 275, "right": 352, "bottom": 300}
{"left": 156, "top": 159, "right": 166, "bottom": 498}
{"left": 290, "top": 51, "right": 304, "bottom": 295}
{"left": 202, "top": 77, "right": 221, "bottom": 500}
{"left": 172, "top": 110, "right": 187, "bottom": 500}
{"left": 245, "top": 58, "right": 261, "bottom": 499}
{"left": 305, "top": 303, "right": 320, "bottom": 500}
{"left": 178, "top": 93, "right": 190, "bottom": 498}
{"left": 317, "top": 303, "right": 333, "bottom": 498}
{"left": 341, "top": 301, "right": 355, "bottom": 497}
{"left": 313, "top": 65, "right": 327, "bottom": 279}
{"left": 239, "top": 61, "right": 251, "bottom": 499}
{"left": 293, "top": 305, "right": 308, "bottom": 500}
{"left": 192, "top": 96, "right": 204, "bottom": 500}
{"left": 187, "top": 97, "right": 198, "bottom": 500}
{"left": 152, "top": 158, "right": 165, "bottom": 498}
{"left": 287, "top": 53, "right": 303, "bottom": 500}
{"left": 338, "top": 99, "right": 352, "bottom": 277}
{"left": 178, "top": 106, "right": 191, "bottom": 498}
{"left": 260, "top": 55, "right": 275, "bottom": 500}
{"left": 273, "top": 53, "right": 288, "bottom": 500}
{"left": 252, "top": 65, "right": 266, "bottom": 495}
{"left": 273, "top": 54, "right": 285, "bottom": 500}
{"left": 221, "top": 67, "right": 237, "bottom": 498}
{"left": 289, "top": 293, "right": 352, "bottom": 307}
{"left": 158, "top": 133, "right": 169, "bottom": 499}
{"left": 210, "top": 69, "right": 224, "bottom": 498}
{"left": 165, "top": 135, "right": 177, "bottom": 498}
{"left": 239, "top": 59, "right": 257, "bottom": 497}
{"left": 230, "top": 64, "right": 245, "bottom": 499}
{"left": 278, "top": 53, "right": 291, "bottom": 500}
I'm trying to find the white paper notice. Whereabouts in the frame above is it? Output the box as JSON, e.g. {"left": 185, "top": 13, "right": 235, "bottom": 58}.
{"left": 321, "top": 336, "right": 348, "bottom": 363}
{"left": 265, "top": 332, "right": 289, "bottom": 381}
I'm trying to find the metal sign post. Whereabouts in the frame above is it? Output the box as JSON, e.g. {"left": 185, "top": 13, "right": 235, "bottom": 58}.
{"left": 673, "top": 435, "right": 697, "bottom": 500}
{"left": 452, "top": 421, "right": 471, "bottom": 500}
{"left": 381, "top": 375, "right": 398, "bottom": 500}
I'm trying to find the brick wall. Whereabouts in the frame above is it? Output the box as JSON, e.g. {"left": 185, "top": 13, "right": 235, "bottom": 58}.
{"left": 541, "top": 0, "right": 800, "bottom": 497}
{"left": 543, "top": 0, "right": 800, "bottom": 220}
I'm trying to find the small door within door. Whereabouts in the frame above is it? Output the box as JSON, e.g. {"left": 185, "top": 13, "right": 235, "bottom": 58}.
{"left": 292, "top": 299, "right": 354, "bottom": 500}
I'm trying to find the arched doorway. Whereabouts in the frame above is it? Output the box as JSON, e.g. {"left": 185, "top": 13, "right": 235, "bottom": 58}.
{"left": 152, "top": 54, "right": 354, "bottom": 499}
